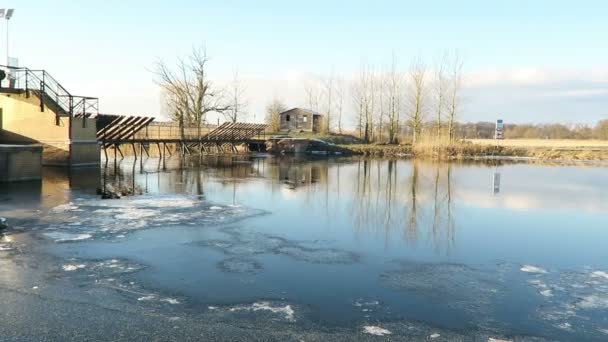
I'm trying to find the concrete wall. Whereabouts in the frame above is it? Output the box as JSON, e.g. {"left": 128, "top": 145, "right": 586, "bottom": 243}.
{"left": 0, "top": 92, "right": 100, "bottom": 166}
{"left": 0, "top": 144, "right": 42, "bottom": 182}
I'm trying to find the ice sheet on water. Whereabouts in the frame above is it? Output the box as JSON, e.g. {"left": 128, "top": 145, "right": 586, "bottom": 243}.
{"left": 520, "top": 265, "right": 547, "bottom": 274}
{"left": 37, "top": 195, "right": 264, "bottom": 241}
{"left": 43, "top": 232, "right": 92, "bottom": 242}
{"left": 362, "top": 325, "right": 391, "bottom": 336}
{"left": 218, "top": 257, "right": 262, "bottom": 274}
{"left": 62, "top": 264, "right": 87, "bottom": 271}
{"left": 51, "top": 203, "right": 80, "bottom": 213}
{"left": 229, "top": 301, "right": 296, "bottom": 321}
{"left": 526, "top": 267, "right": 608, "bottom": 338}
{"left": 380, "top": 261, "right": 505, "bottom": 319}
{"left": 195, "top": 226, "right": 360, "bottom": 266}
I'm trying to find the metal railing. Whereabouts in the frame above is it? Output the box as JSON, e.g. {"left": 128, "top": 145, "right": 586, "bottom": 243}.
{"left": 1, "top": 65, "right": 99, "bottom": 117}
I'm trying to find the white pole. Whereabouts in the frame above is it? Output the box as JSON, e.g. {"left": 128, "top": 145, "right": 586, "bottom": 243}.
{"left": 6, "top": 18, "right": 9, "bottom": 66}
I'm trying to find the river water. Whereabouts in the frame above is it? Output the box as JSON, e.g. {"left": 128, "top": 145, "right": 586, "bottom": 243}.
{"left": 1, "top": 155, "right": 607, "bottom": 341}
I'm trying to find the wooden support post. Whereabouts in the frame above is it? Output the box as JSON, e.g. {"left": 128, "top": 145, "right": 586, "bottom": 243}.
{"left": 116, "top": 145, "right": 124, "bottom": 159}
{"left": 132, "top": 143, "right": 137, "bottom": 159}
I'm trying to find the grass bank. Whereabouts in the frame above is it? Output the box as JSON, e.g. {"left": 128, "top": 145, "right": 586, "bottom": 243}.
{"left": 342, "top": 139, "right": 608, "bottom": 161}
{"left": 267, "top": 132, "right": 608, "bottom": 161}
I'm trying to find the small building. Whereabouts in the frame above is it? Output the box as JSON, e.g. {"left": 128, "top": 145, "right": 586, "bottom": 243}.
{"left": 279, "top": 108, "right": 323, "bottom": 133}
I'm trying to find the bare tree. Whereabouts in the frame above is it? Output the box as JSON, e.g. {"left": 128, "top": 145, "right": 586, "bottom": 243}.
{"left": 305, "top": 78, "right": 322, "bottom": 113}
{"left": 352, "top": 65, "right": 373, "bottom": 142}
{"left": 405, "top": 58, "right": 428, "bottom": 144}
{"left": 322, "top": 71, "right": 335, "bottom": 133}
{"left": 224, "top": 70, "right": 248, "bottom": 123}
{"left": 434, "top": 52, "right": 449, "bottom": 137}
{"left": 386, "top": 53, "right": 403, "bottom": 144}
{"left": 265, "top": 98, "right": 286, "bottom": 132}
{"left": 335, "top": 76, "right": 345, "bottom": 134}
{"left": 154, "top": 46, "right": 230, "bottom": 139}
{"left": 447, "top": 53, "right": 464, "bottom": 141}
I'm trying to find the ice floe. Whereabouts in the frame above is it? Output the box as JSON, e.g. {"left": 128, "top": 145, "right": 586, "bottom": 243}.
{"left": 430, "top": 333, "right": 440, "bottom": 338}
{"left": 362, "top": 326, "right": 391, "bottom": 336}
{"left": 230, "top": 301, "right": 295, "bottom": 321}
{"left": 591, "top": 271, "right": 608, "bottom": 280}
{"left": 62, "top": 264, "right": 87, "bottom": 271}
{"left": 218, "top": 257, "right": 262, "bottom": 274}
{"left": 161, "top": 298, "right": 180, "bottom": 305}
{"left": 51, "top": 203, "right": 80, "bottom": 213}
{"left": 138, "top": 295, "right": 156, "bottom": 301}
{"left": 520, "top": 265, "right": 547, "bottom": 274}
{"left": 37, "top": 196, "right": 263, "bottom": 241}
{"left": 43, "top": 232, "right": 92, "bottom": 242}
{"left": 197, "top": 227, "right": 359, "bottom": 266}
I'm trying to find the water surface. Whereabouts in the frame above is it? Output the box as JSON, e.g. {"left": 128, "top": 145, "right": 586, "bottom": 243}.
{"left": 1, "top": 155, "right": 607, "bottom": 341}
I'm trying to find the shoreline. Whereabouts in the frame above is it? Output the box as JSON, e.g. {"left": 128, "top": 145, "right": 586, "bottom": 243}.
{"left": 340, "top": 143, "right": 608, "bottom": 163}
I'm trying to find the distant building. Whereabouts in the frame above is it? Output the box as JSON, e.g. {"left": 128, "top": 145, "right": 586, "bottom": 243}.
{"left": 279, "top": 108, "right": 323, "bottom": 133}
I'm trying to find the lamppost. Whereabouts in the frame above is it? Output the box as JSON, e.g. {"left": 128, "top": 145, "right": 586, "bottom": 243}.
{"left": 2, "top": 9, "right": 15, "bottom": 67}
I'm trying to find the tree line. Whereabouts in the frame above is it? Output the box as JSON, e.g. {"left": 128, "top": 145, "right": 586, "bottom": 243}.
{"left": 457, "top": 120, "right": 608, "bottom": 140}
{"left": 154, "top": 47, "right": 607, "bottom": 143}
{"left": 265, "top": 52, "right": 465, "bottom": 145}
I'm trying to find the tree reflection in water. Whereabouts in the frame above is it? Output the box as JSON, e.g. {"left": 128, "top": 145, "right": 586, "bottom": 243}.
{"left": 101, "top": 156, "right": 457, "bottom": 252}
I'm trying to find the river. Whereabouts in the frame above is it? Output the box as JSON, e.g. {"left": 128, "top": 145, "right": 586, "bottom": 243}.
{"left": 1, "top": 155, "right": 607, "bottom": 341}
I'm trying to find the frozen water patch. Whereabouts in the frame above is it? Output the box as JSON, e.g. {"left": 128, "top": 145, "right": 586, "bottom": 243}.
{"left": 520, "top": 265, "right": 547, "bottom": 274}
{"left": 380, "top": 261, "right": 504, "bottom": 319}
{"left": 362, "top": 326, "right": 391, "bottom": 336}
{"left": 43, "top": 232, "right": 92, "bottom": 242}
{"left": 196, "top": 227, "right": 360, "bottom": 266}
{"left": 591, "top": 271, "right": 608, "bottom": 280}
{"left": 218, "top": 257, "right": 262, "bottom": 274}
{"left": 530, "top": 268, "right": 608, "bottom": 337}
{"left": 276, "top": 245, "right": 359, "bottom": 264}
{"left": 36, "top": 195, "right": 264, "bottom": 241}
{"left": 62, "top": 264, "right": 87, "bottom": 271}
{"left": 528, "top": 279, "right": 554, "bottom": 298}
{"left": 138, "top": 295, "right": 156, "bottom": 301}
{"left": 576, "top": 294, "right": 608, "bottom": 309}
{"left": 230, "top": 301, "right": 295, "bottom": 321}
{"left": 51, "top": 203, "right": 80, "bottom": 213}
{"left": 429, "top": 333, "right": 440, "bottom": 338}
{"left": 161, "top": 298, "right": 180, "bottom": 305}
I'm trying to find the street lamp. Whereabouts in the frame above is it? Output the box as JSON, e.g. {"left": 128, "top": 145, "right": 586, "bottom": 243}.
{"left": 2, "top": 9, "right": 15, "bottom": 67}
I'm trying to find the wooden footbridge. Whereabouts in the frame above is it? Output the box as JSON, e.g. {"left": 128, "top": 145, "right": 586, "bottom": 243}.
{"left": 97, "top": 114, "right": 267, "bottom": 159}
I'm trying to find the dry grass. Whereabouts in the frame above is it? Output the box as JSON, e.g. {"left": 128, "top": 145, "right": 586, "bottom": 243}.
{"left": 469, "top": 139, "right": 608, "bottom": 149}
{"left": 343, "top": 136, "right": 608, "bottom": 161}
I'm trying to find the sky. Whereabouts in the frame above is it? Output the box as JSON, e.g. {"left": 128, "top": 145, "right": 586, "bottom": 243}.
{"left": 3, "top": 0, "right": 608, "bottom": 125}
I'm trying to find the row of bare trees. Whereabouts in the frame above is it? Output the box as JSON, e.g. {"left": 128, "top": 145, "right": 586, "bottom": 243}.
{"left": 349, "top": 53, "right": 464, "bottom": 144}
{"left": 290, "top": 52, "right": 464, "bottom": 144}
{"left": 155, "top": 47, "right": 464, "bottom": 144}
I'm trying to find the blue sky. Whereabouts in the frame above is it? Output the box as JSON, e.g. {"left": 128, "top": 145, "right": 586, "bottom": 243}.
{"left": 4, "top": 0, "right": 608, "bottom": 124}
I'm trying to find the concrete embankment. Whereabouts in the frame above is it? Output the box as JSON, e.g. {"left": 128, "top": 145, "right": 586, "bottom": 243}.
{"left": 0, "top": 144, "right": 43, "bottom": 182}
{"left": 266, "top": 138, "right": 352, "bottom": 155}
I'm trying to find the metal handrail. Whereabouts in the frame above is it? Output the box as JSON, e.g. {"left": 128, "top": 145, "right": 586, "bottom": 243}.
{"left": 1, "top": 65, "right": 99, "bottom": 117}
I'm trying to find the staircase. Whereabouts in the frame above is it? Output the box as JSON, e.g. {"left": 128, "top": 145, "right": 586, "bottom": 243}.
{"left": 0, "top": 65, "right": 98, "bottom": 124}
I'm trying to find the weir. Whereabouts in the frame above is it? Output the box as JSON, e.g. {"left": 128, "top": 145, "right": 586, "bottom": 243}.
{"left": 0, "top": 65, "right": 268, "bottom": 174}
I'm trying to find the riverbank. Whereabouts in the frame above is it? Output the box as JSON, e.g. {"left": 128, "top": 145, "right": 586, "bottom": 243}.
{"left": 341, "top": 140, "right": 608, "bottom": 161}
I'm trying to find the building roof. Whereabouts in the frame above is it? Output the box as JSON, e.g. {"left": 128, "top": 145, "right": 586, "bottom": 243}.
{"left": 279, "top": 107, "right": 323, "bottom": 116}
